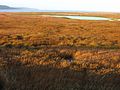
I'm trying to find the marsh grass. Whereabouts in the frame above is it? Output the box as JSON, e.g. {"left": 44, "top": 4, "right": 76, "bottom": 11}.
{"left": 0, "top": 47, "right": 120, "bottom": 90}
{"left": 0, "top": 13, "right": 120, "bottom": 90}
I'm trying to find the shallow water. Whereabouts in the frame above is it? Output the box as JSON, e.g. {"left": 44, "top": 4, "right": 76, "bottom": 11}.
{"left": 0, "top": 9, "right": 40, "bottom": 12}
{"left": 0, "top": 9, "right": 119, "bottom": 21}
{"left": 45, "top": 15, "right": 112, "bottom": 21}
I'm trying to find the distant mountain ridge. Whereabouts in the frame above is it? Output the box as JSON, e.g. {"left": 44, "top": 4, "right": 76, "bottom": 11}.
{"left": 0, "top": 5, "right": 18, "bottom": 9}
{"left": 0, "top": 5, "right": 40, "bottom": 12}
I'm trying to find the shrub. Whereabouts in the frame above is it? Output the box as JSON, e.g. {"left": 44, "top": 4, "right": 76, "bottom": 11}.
{"left": 4, "top": 43, "right": 13, "bottom": 48}
{"left": 15, "top": 35, "right": 23, "bottom": 40}
{"left": 59, "top": 49, "right": 74, "bottom": 62}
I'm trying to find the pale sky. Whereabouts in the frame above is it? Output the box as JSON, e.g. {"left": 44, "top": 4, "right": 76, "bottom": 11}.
{"left": 0, "top": 0, "right": 120, "bottom": 12}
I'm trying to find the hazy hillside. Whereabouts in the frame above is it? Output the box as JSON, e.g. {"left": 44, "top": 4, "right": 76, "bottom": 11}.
{"left": 0, "top": 5, "right": 40, "bottom": 12}
{"left": 0, "top": 5, "right": 17, "bottom": 9}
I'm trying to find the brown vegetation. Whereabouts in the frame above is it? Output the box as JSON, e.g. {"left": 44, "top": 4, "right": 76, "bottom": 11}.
{"left": 0, "top": 12, "right": 120, "bottom": 90}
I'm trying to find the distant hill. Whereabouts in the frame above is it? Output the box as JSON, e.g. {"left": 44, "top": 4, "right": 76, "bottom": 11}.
{"left": 0, "top": 5, "right": 18, "bottom": 9}
{"left": 0, "top": 5, "right": 40, "bottom": 12}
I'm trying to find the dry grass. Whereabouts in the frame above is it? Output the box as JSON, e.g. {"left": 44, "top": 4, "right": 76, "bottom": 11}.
{"left": 0, "top": 13, "right": 120, "bottom": 48}
{"left": 0, "top": 12, "right": 120, "bottom": 90}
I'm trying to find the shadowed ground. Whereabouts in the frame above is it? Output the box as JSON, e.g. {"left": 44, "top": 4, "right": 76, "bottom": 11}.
{"left": 0, "top": 47, "right": 120, "bottom": 90}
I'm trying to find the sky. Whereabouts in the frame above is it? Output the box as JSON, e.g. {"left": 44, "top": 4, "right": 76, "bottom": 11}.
{"left": 0, "top": 0, "right": 120, "bottom": 12}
